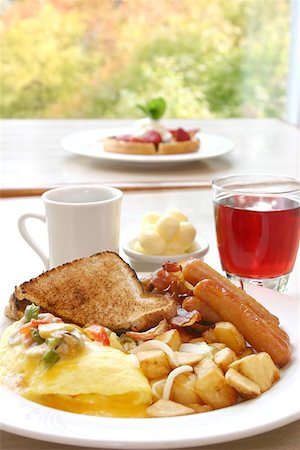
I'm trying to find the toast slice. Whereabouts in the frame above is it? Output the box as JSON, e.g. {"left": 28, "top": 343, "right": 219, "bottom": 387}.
{"left": 6, "top": 252, "right": 177, "bottom": 332}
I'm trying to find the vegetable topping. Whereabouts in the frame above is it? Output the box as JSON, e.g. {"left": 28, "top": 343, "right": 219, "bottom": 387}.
{"left": 24, "top": 304, "right": 40, "bottom": 322}
{"left": 84, "top": 325, "right": 110, "bottom": 346}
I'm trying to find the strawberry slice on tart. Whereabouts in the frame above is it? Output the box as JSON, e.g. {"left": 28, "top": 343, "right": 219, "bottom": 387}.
{"left": 103, "top": 98, "right": 200, "bottom": 155}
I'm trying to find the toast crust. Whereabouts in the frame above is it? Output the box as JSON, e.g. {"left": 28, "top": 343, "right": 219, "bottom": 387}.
{"left": 6, "top": 252, "right": 177, "bottom": 332}
{"left": 103, "top": 137, "right": 200, "bottom": 155}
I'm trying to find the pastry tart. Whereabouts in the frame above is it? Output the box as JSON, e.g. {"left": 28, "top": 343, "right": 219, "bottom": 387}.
{"left": 103, "top": 98, "right": 200, "bottom": 156}
{"left": 103, "top": 132, "right": 200, "bottom": 155}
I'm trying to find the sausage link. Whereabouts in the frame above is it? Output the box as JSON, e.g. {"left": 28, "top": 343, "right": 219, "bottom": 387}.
{"left": 183, "top": 258, "right": 280, "bottom": 326}
{"left": 194, "top": 279, "right": 291, "bottom": 368}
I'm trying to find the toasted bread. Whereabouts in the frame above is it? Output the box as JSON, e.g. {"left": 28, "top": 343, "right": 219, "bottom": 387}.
{"left": 6, "top": 252, "right": 177, "bottom": 332}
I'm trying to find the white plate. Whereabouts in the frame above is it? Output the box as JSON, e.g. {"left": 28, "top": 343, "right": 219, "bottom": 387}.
{"left": 0, "top": 285, "right": 299, "bottom": 448}
{"left": 61, "top": 128, "right": 234, "bottom": 166}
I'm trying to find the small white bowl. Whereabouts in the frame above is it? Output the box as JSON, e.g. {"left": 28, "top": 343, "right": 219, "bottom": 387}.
{"left": 123, "top": 236, "right": 209, "bottom": 273}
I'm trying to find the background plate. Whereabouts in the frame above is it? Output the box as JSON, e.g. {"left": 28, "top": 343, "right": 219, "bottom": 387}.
{"left": 61, "top": 128, "right": 234, "bottom": 166}
{"left": 0, "top": 285, "right": 299, "bottom": 448}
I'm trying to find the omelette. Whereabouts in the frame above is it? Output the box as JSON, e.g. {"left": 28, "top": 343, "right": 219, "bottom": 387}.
{"left": 0, "top": 305, "right": 152, "bottom": 417}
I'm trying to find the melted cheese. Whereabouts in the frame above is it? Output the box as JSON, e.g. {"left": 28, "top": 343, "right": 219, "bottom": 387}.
{"left": 28, "top": 393, "right": 149, "bottom": 418}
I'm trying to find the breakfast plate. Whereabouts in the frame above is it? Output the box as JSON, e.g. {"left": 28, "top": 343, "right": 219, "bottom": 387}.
{"left": 61, "top": 128, "right": 234, "bottom": 166}
{"left": 0, "top": 284, "right": 299, "bottom": 448}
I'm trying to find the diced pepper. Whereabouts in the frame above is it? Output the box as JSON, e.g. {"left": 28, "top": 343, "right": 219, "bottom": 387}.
{"left": 47, "top": 336, "right": 62, "bottom": 350}
{"left": 84, "top": 325, "right": 110, "bottom": 346}
{"left": 20, "top": 318, "right": 54, "bottom": 335}
{"left": 43, "top": 349, "right": 60, "bottom": 365}
{"left": 24, "top": 304, "right": 40, "bottom": 323}
{"left": 19, "top": 323, "right": 36, "bottom": 336}
{"left": 31, "top": 328, "right": 45, "bottom": 345}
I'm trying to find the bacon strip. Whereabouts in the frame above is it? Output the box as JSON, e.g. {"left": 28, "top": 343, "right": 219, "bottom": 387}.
{"left": 126, "top": 319, "right": 169, "bottom": 341}
{"left": 170, "top": 308, "right": 201, "bottom": 327}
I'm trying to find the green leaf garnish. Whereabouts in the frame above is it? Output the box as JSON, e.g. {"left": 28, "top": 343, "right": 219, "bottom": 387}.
{"left": 136, "top": 97, "right": 166, "bottom": 120}
{"left": 136, "top": 104, "right": 150, "bottom": 116}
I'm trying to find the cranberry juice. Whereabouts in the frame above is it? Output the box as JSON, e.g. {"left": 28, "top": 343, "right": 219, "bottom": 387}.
{"left": 214, "top": 195, "right": 300, "bottom": 278}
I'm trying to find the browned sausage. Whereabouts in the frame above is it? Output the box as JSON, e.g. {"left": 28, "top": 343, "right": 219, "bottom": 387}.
{"left": 183, "top": 258, "right": 280, "bottom": 326}
{"left": 194, "top": 279, "right": 291, "bottom": 368}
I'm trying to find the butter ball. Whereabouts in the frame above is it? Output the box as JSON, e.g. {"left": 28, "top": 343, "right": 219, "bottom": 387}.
{"left": 141, "top": 212, "right": 161, "bottom": 227}
{"left": 173, "top": 222, "right": 196, "bottom": 250}
{"left": 166, "top": 208, "right": 188, "bottom": 223}
{"left": 165, "top": 241, "right": 186, "bottom": 255}
{"left": 132, "top": 241, "right": 147, "bottom": 254}
{"left": 139, "top": 229, "right": 167, "bottom": 255}
{"left": 155, "top": 215, "right": 179, "bottom": 243}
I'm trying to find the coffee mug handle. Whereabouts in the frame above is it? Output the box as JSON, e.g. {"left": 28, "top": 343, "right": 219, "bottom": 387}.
{"left": 18, "top": 213, "right": 50, "bottom": 269}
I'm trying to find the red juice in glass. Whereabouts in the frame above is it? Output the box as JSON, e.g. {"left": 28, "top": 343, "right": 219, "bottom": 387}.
{"left": 214, "top": 195, "right": 300, "bottom": 279}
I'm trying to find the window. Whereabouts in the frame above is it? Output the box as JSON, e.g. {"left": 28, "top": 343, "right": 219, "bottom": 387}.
{"left": 0, "top": 0, "right": 292, "bottom": 120}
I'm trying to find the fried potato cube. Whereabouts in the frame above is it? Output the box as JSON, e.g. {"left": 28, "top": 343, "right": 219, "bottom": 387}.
{"left": 214, "top": 322, "right": 246, "bottom": 354}
{"left": 225, "top": 368, "right": 261, "bottom": 399}
{"left": 136, "top": 350, "right": 170, "bottom": 380}
{"left": 156, "top": 329, "right": 182, "bottom": 351}
{"left": 188, "top": 404, "right": 213, "bottom": 413}
{"left": 194, "top": 359, "right": 238, "bottom": 409}
{"left": 174, "top": 351, "right": 207, "bottom": 368}
{"left": 202, "top": 328, "right": 218, "bottom": 344}
{"left": 146, "top": 399, "right": 195, "bottom": 417}
{"left": 189, "top": 337, "right": 206, "bottom": 344}
{"left": 172, "top": 372, "right": 200, "bottom": 405}
{"left": 257, "top": 352, "right": 280, "bottom": 384}
{"left": 209, "top": 342, "right": 227, "bottom": 354}
{"left": 194, "top": 358, "right": 215, "bottom": 377}
{"left": 229, "top": 352, "right": 280, "bottom": 392}
{"left": 214, "top": 347, "right": 237, "bottom": 372}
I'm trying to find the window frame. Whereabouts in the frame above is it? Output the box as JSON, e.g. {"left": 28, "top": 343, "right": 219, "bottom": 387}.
{"left": 287, "top": 0, "right": 300, "bottom": 126}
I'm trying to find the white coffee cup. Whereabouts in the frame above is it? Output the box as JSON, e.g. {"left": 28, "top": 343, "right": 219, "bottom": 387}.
{"left": 18, "top": 185, "right": 123, "bottom": 269}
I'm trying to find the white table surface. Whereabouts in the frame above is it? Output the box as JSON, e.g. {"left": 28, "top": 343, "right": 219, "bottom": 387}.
{"left": 0, "top": 190, "right": 299, "bottom": 450}
{"left": 1, "top": 118, "right": 300, "bottom": 193}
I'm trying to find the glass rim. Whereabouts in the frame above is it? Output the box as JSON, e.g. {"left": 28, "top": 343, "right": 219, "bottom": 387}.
{"left": 212, "top": 173, "right": 300, "bottom": 195}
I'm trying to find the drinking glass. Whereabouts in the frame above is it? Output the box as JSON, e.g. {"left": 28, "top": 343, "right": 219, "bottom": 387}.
{"left": 212, "top": 174, "right": 300, "bottom": 292}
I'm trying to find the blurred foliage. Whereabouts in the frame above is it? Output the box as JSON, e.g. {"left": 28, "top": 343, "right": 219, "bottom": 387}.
{"left": 0, "top": 0, "right": 290, "bottom": 118}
